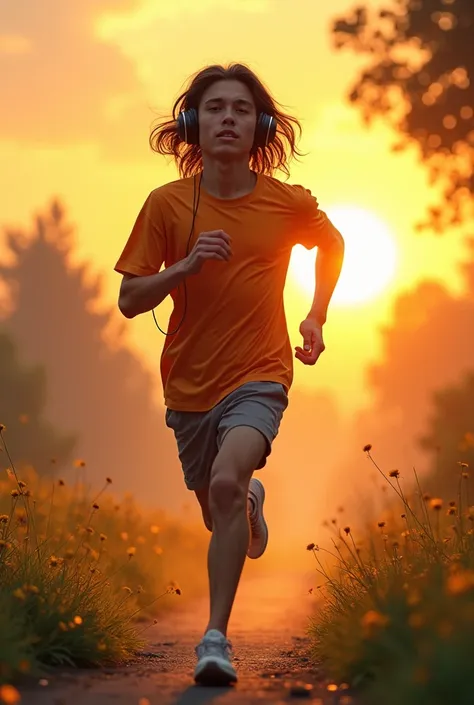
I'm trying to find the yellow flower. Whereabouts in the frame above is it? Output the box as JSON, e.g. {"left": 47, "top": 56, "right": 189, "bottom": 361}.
{"left": 361, "top": 610, "right": 389, "bottom": 637}
{"left": 74, "top": 459, "right": 86, "bottom": 468}
{"left": 429, "top": 498, "right": 443, "bottom": 511}
{"left": 446, "top": 570, "right": 474, "bottom": 595}
{"left": 49, "top": 555, "right": 58, "bottom": 568}
{"left": 73, "top": 616, "right": 83, "bottom": 625}
{"left": 150, "top": 525, "right": 160, "bottom": 535}
{"left": 12, "top": 588, "right": 26, "bottom": 601}
{"left": 10, "top": 490, "right": 19, "bottom": 498}
{"left": 100, "top": 534, "right": 107, "bottom": 542}
{"left": 0, "top": 515, "right": 9, "bottom": 523}
{"left": 120, "top": 532, "right": 129, "bottom": 541}
{"left": 127, "top": 546, "right": 136, "bottom": 557}
{"left": 0, "top": 684, "right": 21, "bottom": 704}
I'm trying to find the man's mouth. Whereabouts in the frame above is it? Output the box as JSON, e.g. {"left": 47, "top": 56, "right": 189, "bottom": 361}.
{"left": 217, "top": 130, "right": 239, "bottom": 139}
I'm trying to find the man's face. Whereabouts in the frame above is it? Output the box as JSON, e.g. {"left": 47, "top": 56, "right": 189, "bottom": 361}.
{"left": 198, "top": 79, "right": 257, "bottom": 160}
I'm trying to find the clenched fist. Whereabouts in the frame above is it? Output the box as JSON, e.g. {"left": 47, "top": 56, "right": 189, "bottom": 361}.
{"left": 183, "top": 230, "right": 233, "bottom": 275}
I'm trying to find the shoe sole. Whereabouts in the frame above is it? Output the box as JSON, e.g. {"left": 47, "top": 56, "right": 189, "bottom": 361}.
{"left": 247, "top": 478, "right": 268, "bottom": 560}
{"left": 194, "top": 657, "right": 237, "bottom": 686}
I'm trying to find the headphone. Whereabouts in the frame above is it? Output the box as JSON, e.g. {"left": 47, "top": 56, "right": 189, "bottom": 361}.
{"left": 152, "top": 107, "right": 277, "bottom": 336}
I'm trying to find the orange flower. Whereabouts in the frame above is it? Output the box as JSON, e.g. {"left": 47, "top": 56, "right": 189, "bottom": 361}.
{"left": 429, "top": 498, "right": 443, "bottom": 511}
{"left": 0, "top": 684, "right": 21, "bottom": 704}
{"left": 446, "top": 570, "right": 474, "bottom": 595}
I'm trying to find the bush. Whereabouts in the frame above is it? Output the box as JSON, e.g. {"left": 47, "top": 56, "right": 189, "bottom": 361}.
{"left": 0, "top": 424, "right": 208, "bottom": 685}
{"left": 307, "top": 447, "right": 474, "bottom": 705}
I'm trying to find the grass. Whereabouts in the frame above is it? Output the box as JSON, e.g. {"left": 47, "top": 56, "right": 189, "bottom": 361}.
{"left": 0, "top": 423, "right": 209, "bottom": 690}
{"left": 307, "top": 446, "right": 474, "bottom": 705}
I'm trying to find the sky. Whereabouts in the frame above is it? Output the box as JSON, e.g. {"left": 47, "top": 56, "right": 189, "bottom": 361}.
{"left": 0, "top": 0, "right": 469, "bottom": 537}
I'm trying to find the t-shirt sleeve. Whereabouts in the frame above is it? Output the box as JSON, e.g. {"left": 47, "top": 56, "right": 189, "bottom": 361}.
{"left": 114, "top": 190, "right": 166, "bottom": 277}
{"left": 291, "top": 185, "right": 339, "bottom": 250}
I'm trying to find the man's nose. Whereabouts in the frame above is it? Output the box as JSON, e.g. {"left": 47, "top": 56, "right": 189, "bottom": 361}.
{"left": 222, "top": 109, "right": 235, "bottom": 123}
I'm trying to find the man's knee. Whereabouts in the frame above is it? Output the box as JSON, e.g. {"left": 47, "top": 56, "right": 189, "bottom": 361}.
{"left": 209, "top": 474, "right": 247, "bottom": 517}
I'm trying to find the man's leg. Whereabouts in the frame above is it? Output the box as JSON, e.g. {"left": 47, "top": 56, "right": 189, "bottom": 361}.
{"left": 195, "top": 485, "right": 258, "bottom": 534}
{"left": 205, "top": 425, "right": 267, "bottom": 636}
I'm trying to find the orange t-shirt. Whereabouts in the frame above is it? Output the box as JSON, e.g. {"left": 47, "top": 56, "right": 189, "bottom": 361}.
{"left": 114, "top": 172, "right": 337, "bottom": 411}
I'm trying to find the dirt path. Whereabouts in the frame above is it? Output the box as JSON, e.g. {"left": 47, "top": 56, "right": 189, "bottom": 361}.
{"left": 17, "top": 571, "right": 348, "bottom": 704}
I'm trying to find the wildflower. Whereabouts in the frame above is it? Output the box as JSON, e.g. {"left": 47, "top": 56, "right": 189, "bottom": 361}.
{"left": 122, "top": 586, "right": 132, "bottom": 594}
{"left": 0, "top": 540, "right": 11, "bottom": 550}
{"left": 97, "top": 642, "right": 107, "bottom": 652}
{"left": 363, "top": 444, "right": 372, "bottom": 452}
{"left": 154, "top": 546, "right": 163, "bottom": 555}
{"left": 127, "top": 546, "right": 136, "bottom": 557}
{"left": 401, "top": 513, "right": 406, "bottom": 519}
{"left": 463, "top": 472, "right": 469, "bottom": 479}
{"left": 73, "top": 616, "right": 83, "bottom": 625}
{"left": 327, "top": 684, "right": 338, "bottom": 692}
{"left": 12, "top": 588, "right": 26, "bottom": 601}
{"left": 449, "top": 500, "right": 456, "bottom": 507}
{"left": 448, "top": 507, "right": 456, "bottom": 516}
{"left": 92, "top": 503, "right": 99, "bottom": 510}
{"left": 0, "top": 684, "right": 21, "bottom": 704}
{"left": 175, "top": 588, "right": 182, "bottom": 596}
{"left": 422, "top": 493, "right": 431, "bottom": 502}
{"left": 150, "top": 525, "right": 160, "bottom": 535}
{"left": 74, "top": 459, "right": 86, "bottom": 468}
{"left": 11, "top": 489, "right": 19, "bottom": 498}
{"left": 389, "top": 469, "right": 400, "bottom": 478}
{"left": 429, "top": 498, "right": 443, "bottom": 511}
{"left": 58, "top": 479, "right": 65, "bottom": 486}
{"left": 458, "top": 461, "right": 469, "bottom": 468}
{"left": 408, "top": 613, "right": 424, "bottom": 629}
{"left": 17, "top": 480, "right": 26, "bottom": 490}
{"left": 100, "top": 533, "right": 107, "bottom": 542}
{"left": 0, "top": 424, "right": 6, "bottom": 433}
{"left": 306, "top": 543, "right": 316, "bottom": 551}
{"left": 120, "top": 531, "right": 129, "bottom": 541}
{"left": 446, "top": 570, "right": 474, "bottom": 595}
{"left": 343, "top": 526, "right": 351, "bottom": 535}
{"left": 64, "top": 549, "right": 74, "bottom": 560}
{"left": 24, "top": 584, "right": 39, "bottom": 594}
{"left": 86, "top": 527, "right": 94, "bottom": 534}
{"left": 137, "top": 536, "right": 146, "bottom": 545}
{"left": 378, "top": 521, "right": 386, "bottom": 528}
{"left": 106, "top": 477, "right": 112, "bottom": 484}
{"left": 361, "top": 610, "right": 389, "bottom": 636}
{"left": 0, "top": 515, "right": 8, "bottom": 523}
{"left": 49, "top": 555, "right": 58, "bottom": 568}
{"left": 139, "top": 699, "right": 151, "bottom": 705}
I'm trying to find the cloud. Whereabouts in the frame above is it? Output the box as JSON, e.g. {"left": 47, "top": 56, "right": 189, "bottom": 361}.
{"left": 0, "top": 0, "right": 148, "bottom": 156}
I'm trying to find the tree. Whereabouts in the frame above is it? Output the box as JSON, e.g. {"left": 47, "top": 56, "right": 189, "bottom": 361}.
{"left": 419, "top": 370, "right": 474, "bottom": 499}
{"left": 0, "top": 200, "right": 183, "bottom": 507}
{"left": 332, "top": 0, "right": 474, "bottom": 232}
{"left": 0, "top": 329, "right": 76, "bottom": 472}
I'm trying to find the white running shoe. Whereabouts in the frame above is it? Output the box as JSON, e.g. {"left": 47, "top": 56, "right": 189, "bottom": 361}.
{"left": 247, "top": 477, "right": 268, "bottom": 559}
{"left": 194, "top": 629, "right": 237, "bottom": 686}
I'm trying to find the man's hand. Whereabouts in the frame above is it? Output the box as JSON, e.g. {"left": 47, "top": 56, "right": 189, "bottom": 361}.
{"left": 183, "top": 230, "right": 233, "bottom": 275}
{"left": 295, "top": 317, "right": 325, "bottom": 366}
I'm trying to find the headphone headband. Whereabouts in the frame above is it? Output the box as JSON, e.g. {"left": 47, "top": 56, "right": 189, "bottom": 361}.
{"left": 176, "top": 109, "right": 277, "bottom": 148}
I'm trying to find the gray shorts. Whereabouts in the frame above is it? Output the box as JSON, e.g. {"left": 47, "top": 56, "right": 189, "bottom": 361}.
{"left": 165, "top": 381, "right": 288, "bottom": 491}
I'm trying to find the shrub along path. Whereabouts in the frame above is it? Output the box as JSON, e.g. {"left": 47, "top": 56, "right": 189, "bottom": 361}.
{"left": 16, "top": 571, "right": 351, "bottom": 704}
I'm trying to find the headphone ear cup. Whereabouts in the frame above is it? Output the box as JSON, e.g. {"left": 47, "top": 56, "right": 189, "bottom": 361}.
{"left": 177, "top": 108, "right": 199, "bottom": 145}
{"left": 255, "top": 113, "right": 277, "bottom": 148}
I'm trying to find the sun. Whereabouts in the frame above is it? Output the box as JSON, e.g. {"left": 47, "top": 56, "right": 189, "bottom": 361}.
{"left": 289, "top": 205, "right": 398, "bottom": 305}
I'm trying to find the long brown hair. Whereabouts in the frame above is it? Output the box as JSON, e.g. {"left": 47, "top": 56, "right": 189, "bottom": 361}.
{"left": 149, "top": 63, "right": 305, "bottom": 179}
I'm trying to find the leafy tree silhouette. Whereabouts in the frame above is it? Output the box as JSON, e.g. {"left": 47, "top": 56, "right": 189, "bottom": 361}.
{"left": 419, "top": 369, "right": 474, "bottom": 499}
{"left": 0, "top": 200, "right": 182, "bottom": 504}
{"left": 0, "top": 329, "right": 76, "bottom": 472}
{"left": 331, "top": 0, "right": 474, "bottom": 232}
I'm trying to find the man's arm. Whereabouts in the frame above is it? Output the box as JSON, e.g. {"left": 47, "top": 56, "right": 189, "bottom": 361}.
{"left": 118, "top": 260, "right": 189, "bottom": 319}
{"left": 307, "top": 222, "right": 345, "bottom": 325}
